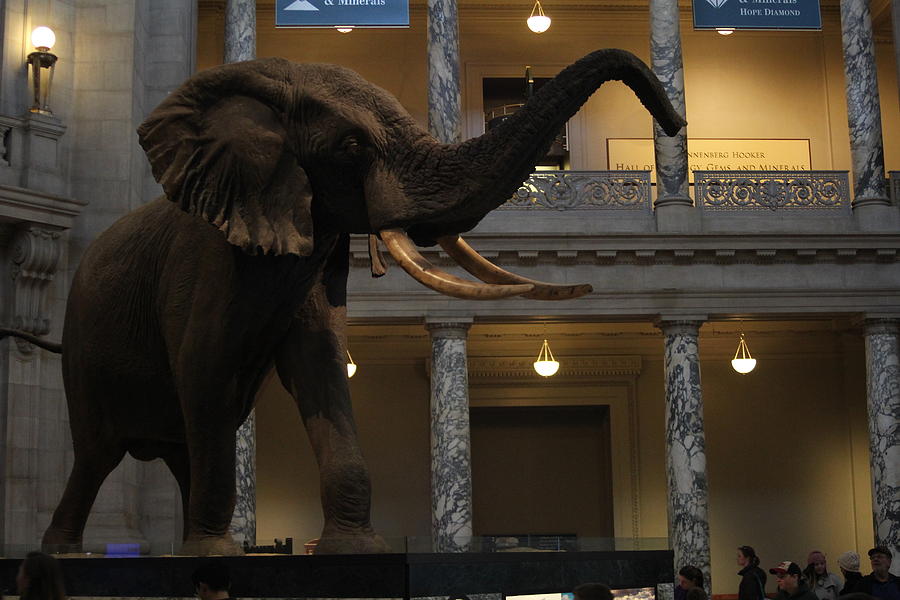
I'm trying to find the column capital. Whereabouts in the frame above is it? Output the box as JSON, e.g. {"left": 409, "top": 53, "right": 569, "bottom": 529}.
{"left": 654, "top": 315, "right": 708, "bottom": 336}
{"left": 862, "top": 318, "right": 900, "bottom": 336}
{"left": 425, "top": 317, "right": 473, "bottom": 339}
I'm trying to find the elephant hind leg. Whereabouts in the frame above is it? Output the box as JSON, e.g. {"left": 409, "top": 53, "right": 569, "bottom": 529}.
{"left": 161, "top": 446, "right": 191, "bottom": 542}
{"left": 42, "top": 442, "right": 126, "bottom": 554}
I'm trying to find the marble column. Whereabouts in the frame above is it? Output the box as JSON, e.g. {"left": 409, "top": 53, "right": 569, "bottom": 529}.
{"left": 426, "top": 0, "right": 462, "bottom": 144}
{"left": 863, "top": 319, "right": 900, "bottom": 571}
{"left": 840, "top": 0, "right": 890, "bottom": 227}
{"left": 427, "top": 319, "right": 473, "bottom": 552}
{"left": 225, "top": 0, "right": 256, "bottom": 63}
{"left": 224, "top": 0, "right": 256, "bottom": 547}
{"left": 649, "top": 0, "right": 692, "bottom": 232}
{"left": 657, "top": 318, "right": 711, "bottom": 595}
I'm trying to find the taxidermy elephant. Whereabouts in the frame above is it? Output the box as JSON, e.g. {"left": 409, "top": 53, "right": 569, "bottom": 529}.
{"left": 0, "top": 49, "right": 684, "bottom": 556}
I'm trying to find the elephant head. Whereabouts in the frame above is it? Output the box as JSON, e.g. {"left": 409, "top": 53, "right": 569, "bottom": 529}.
{"left": 138, "top": 49, "right": 684, "bottom": 300}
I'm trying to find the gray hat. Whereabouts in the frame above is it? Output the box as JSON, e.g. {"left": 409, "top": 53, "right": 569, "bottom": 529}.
{"left": 838, "top": 551, "right": 860, "bottom": 572}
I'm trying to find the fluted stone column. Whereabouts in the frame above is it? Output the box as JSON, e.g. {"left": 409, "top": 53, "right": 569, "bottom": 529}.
{"left": 649, "top": 0, "right": 692, "bottom": 232}
{"left": 224, "top": 0, "right": 256, "bottom": 547}
{"left": 224, "top": 0, "right": 256, "bottom": 64}
{"left": 657, "top": 318, "right": 711, "bottom": 595}
{"left": 427, "top": 319, "right": 473, "bottom": 552}
{"left": 840, "top": 0, "right": 892, "bottom": 229}
{"left": 426, "top": 0, "right": 462, "bottom": 144}
{"left": 863, "top": 318, "right": 900, "bottom": 574}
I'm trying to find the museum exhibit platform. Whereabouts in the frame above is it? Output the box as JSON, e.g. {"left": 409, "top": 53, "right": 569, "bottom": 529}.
{"left": 0, "top": 541, "right": 673, "bottom": 599}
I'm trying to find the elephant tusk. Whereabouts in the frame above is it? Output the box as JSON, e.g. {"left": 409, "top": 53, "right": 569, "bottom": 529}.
{"left": 368, "top": 234, "right": 387, "bottom": 278}
{"left": 437, "top": 235, "right": 593, "bottom": 301}
{"left": 379, "top": 229, "right": 535, "bottom": 300}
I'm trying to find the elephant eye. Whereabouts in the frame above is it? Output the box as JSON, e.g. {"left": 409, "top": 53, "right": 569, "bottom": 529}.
{"left": 340, "top": 134, "right": 364, "bottom": 156}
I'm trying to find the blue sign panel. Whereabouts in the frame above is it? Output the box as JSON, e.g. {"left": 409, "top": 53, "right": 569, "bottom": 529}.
{"left": 276, "top": 0, "right": 409, "bottom": 28}
{"left": 693, "top": 0, "right": 821, "bottom": 30}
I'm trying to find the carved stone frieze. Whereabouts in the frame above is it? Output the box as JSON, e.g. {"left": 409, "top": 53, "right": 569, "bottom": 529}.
{"left": 9, "top": 224, "right": 62, "bottom": 351}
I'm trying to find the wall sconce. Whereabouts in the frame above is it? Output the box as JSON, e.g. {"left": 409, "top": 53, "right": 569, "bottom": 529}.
{"left": 533, "top": 339, "right": 559, "bottom": 377}
{"left": 346, "top": 350, "right": 357, "bottom": 378}
{"left": 27, "top": 26, "right": 58, "bottom": 115}
{"left": 731, "top": 332, "right": 757, "bottom": 374}
{"left": 527, "top": 0, "right": 551, "bottom": 33}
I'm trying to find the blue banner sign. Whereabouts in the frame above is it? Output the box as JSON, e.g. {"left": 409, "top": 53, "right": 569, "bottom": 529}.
{"left": 276, "top": 0, "right": 409, "bottom": 28}
{"left": 693, "top": 0, "right": 821, "bottom": 30}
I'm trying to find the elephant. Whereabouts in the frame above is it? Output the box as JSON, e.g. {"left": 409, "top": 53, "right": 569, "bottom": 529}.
{"left": 0, "top": 48, "right": 684, "bottom": 556}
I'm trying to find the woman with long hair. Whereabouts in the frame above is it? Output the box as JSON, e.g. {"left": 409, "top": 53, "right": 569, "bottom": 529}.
{"left": 802, "top": 550, "right": 842, "bottom": 600}
{"left": 16, "top": 552, "right": 67, "bottom": 600}
{"left": 676, "top": 565, "right": 705, "bottom": 600}
{"left": 738, "top": 546, "right": 768, "bottom": 600}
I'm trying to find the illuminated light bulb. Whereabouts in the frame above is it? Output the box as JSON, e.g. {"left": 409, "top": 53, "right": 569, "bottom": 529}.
{"left": 527, "top": 0, "right": 551, "bottom": 33}
{"left": 533, "top": 339, "right": 560, "bottom": 377}
{"left": 31, "top": 26, "right": 56, "bottom": 51}
{"left": 731, "top": 332, "right": 757, "bottom": 374}
{"left": 346, "top": 350, "right": 357, "bottom": 378}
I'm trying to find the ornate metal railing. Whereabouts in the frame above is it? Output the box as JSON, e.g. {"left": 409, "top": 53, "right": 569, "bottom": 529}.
{"left": 694, "top": 170, "right": 851, "bottom": 213}
{"left": 501, "top": 170, "right": 652, "bottom": 211}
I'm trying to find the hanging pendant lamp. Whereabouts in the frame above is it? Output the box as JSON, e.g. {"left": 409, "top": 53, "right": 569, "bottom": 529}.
{"left": 731, "top": 332, "right": 757, "bottom": 374}
{"left": 533, "top": 338, "right": 560, "bottom": 377}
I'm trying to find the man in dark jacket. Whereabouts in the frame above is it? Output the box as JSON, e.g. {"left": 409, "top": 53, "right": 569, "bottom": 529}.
{"left": 770, "top": 561, "right": 817, "bottom": 600}
{"left": 852, "top": 547, "right": 900, "bottom": 600}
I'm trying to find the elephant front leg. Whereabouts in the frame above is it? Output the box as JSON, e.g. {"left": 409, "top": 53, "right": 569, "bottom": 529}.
{"left": 276, "top": 284, "right": 389, "bottom": 555}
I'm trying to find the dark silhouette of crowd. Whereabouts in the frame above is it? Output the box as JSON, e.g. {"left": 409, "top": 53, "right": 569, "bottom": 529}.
{"left": 673, "top": 545, "right": 899, "bottom": 600}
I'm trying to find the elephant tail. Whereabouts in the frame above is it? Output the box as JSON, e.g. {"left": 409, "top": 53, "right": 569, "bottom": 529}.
{"left": 0, "top": 328, "right": 62, "bottom": 353}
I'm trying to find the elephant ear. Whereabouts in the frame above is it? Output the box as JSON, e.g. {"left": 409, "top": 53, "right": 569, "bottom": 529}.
{"left": 137, "top": 60, "right": 313, "bottom": 257}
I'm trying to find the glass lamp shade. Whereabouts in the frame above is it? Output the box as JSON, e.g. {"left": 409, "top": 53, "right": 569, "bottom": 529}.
{"left": 527, "top": 14, "right": 551, "bottom": 33}
{"left": 731, "top": 334, "right": 756, "bottom": 374}
{"left": 731, "top": 358, "right": 757, "bottom": 374}
{"left": 31, "top": 26, "right": 56, "bottom": 51}
{"left": 335, "top": 26, "right": 354, "bottom": 33}
{"left": 716, "top": 28, "right": 734, "bottom": 35}
{"left": 533, "top": 338, "right": 559, "bottom": 377}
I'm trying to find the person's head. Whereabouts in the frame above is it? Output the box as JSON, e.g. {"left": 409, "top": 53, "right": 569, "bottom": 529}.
{"left": 678, "top": 566, "right": 704, "bottom": 591}
{"left": 686, "top": 587, "right": 708, "bottom": 600}
{"left": 16, "top": 552, "right": 66, "bottom": 600}
{"left": 867, "top": 547, "right": 892, "bottom": 577}
{"left": 807, "top": 551, "right": 827, "bottom": 576}
{"left": 191, "top": 561, "right": 230, "bottom": 600}
{"left": 738, "top": 546, "right": 760, "bottom": 568}
{"left": 837, "top": 551, "right": 860, "bottom": 576}
{"left": 770, "top": 561, "right": 802, "bottom": 594}
{"left": 574, "top": 583, "right": 613, "bottom": 600}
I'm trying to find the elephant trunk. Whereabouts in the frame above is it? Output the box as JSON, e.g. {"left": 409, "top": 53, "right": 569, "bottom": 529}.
{"left": 402, "top": 49, "right": 685, "bottom": 245}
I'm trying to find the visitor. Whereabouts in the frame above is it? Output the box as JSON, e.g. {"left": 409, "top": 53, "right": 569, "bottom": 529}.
{"left": 192, "top": 561, "right": 232, "bottom": 600}
{"left": 770, "top": 561, "right": 816, "bottom": 600}
{"left": 838, "top": 551, "right": 863, "bottom": 596}
{"left": 852, "top": 547, "right": 900, "bottom": 600}
{"left": 16, "top": 551, "right": 67, "bottom": 600}
{"left": 803, "top": 551, "right": 843, "bottom": 600}
{"left": 688, "top": 587, "right": 709, "bottom": 600}
{"left": 738, "top": 545, "right": 768, "bottom": 600}
{"left": 676, "top": 566, "right": 705, "bottom": 600}
{"left": 574, "top": 582, "right": 613, "bottom": 600}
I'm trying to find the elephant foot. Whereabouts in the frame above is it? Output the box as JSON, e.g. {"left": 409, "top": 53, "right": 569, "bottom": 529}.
{"left": 179, "top": 535, "right": 244, "bottom": 556}
{"left": 315, "top": 526, "right": 391, "bottom": 555}
{"left": 42, "top": 528, "right": 83, "bottom": 555}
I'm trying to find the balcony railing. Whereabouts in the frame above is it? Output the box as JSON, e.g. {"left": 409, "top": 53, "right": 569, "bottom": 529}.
{"left": 694, "top": 170, "right": 851, "bottom": 214}
{"left": 501, "top": 170, "right": 652, "bottom": 212}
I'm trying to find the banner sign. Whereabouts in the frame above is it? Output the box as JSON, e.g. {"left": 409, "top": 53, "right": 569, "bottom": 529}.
{"left": 607, "top": 139, "right": 811, "bottom": 183}
{"left": 276, "top": 0, "right": 409, "bottom": 27}
{"left": 692, "top": 0, "right": 821, "bottom": 30}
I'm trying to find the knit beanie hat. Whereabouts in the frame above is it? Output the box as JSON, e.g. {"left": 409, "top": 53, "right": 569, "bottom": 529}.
{"left": 838, "top": 551, "right": 860, "bottom": 572}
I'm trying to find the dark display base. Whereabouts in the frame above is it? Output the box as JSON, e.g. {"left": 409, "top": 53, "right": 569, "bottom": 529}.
{"left": 0, "top": 550, "right": 673, "bottom": 598}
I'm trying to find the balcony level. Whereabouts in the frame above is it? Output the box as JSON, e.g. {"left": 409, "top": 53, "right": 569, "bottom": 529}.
{"left": 348, "top": 170, "right": 900, "bottom": 320}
